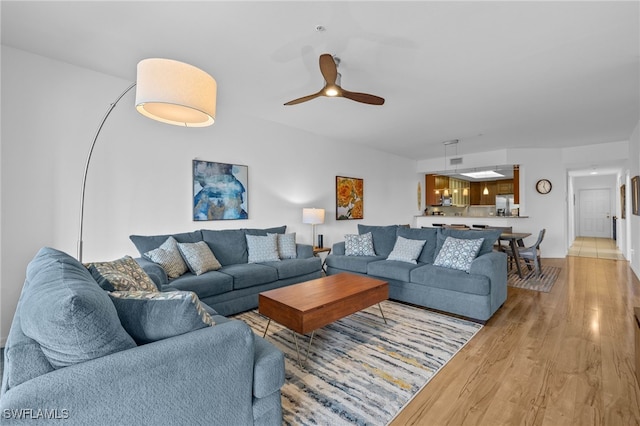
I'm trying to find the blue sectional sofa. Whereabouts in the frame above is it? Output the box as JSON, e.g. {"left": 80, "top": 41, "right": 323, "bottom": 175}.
{"left": 1, "top": 247, "right": 285, "bottom": 425}
{"left": 326, "top": 225, "right": 507, "bottom": 322}
{"left": 130, "top": 226, "right": 323, "bottom": 316}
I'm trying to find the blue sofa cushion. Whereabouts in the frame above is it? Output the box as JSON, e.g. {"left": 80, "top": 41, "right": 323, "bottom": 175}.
{"left": 325, "top": 254, "right": 385, "bottom": 274}
{"left": 108, "top": 290, "right": 215, "bottom": 345}
{"left": 244, "top": 225, "right": 287, "bottom": 236}
{"left": 201, "top": 229, "right": 249, "bottom": 266}
{"left": 435, "top": 228, "right": 501, "bottom": 257}
{"left": 367, "top": 260, "right": 422, "bottom": 282}
{"left": 397, "top": 227, "right": 438, "bottom": 264}
{"left": 87, "top": 255, "right": 158, "bottom": 292}
{"left": 410, "top": 264, "right": 491, "bottom": 296}
{"left": 219, "top": 264, "right": 279, "bottom": 290}
{"left": 166, "top": 271, "right": 233, "bottom": 299}
{"left": 357, "top": 224, "right": 399, "bottom": 257}
{"left": 262, "top": 257, "right": 322, "bottom": 280}
{"left": 130, "top": 230, "right": 203, "bottom": 256}
{"left": 20, "top": 247, "right": 137, "bottom": 369}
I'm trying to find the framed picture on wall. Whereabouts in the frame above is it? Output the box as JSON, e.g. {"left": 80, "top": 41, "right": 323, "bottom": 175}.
{"left": 632, "top": 176, "right": 639, "bottom": 216}
{"left": 336, "top": 176, "right": 364, "bottom": 220}
{"left": 193, "top": 160, "right": 248, "bottom": 221}
{"left": 620, "top": 184, "right": 626, "bottom": 219}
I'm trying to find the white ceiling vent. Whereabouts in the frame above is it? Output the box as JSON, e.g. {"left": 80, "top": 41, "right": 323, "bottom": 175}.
{"left": 449, "top": 157, "right": 463, "bottom": 166}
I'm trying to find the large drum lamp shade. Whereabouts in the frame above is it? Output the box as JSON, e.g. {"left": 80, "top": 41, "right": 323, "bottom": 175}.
{"left": 135, "top": 58, "right": 216, "bottom": 127}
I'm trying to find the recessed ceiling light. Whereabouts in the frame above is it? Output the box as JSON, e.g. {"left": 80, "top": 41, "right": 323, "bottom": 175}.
{"left": 460, "top": 170, "right": 505, "bottom": 179}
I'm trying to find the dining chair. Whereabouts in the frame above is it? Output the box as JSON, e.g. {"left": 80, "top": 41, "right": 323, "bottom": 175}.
{"left": 504, "top": 229, "right": 546, "bottom": 277}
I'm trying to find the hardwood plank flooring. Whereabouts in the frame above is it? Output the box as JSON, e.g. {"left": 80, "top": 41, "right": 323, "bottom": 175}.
{"left": 391, "top": 257, "right": 640, "bottom": 425}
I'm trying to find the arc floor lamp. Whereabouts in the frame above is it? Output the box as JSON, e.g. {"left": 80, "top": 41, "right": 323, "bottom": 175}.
{"left": 77, "top": 58, "right": 217, "bottom": 262}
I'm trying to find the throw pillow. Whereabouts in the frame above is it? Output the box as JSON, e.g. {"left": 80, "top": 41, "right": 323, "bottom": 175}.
{"left": 87, "top": 255, "right": 158, "bottom": 292}
{"left": 177, "top": 241, "right": 221, "bottom": 275}
{"left": 269, "top": 232, "right": 297, "bottom": 259}
{"left": 433, "top": 236, "right": 484, "bottom": 273}
{"left": 246, "top": 234, "right": 280, "bottom": 263}
{"left": 108, "top": 290, "right": 216, "bottom": 345}
{"left": 144, "top": 236, "right": 189, "bottom": 279}
{"left": 344, "top": 232, "right": 376, "bottom": 256}
{"left": 386, "top": 236, "right": 427, "bottom": 264}
{"left": 21, "top": 247, "right": 137, "bottom": 369}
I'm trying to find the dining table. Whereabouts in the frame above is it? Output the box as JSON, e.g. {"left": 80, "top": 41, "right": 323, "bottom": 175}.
{"left": 498, "top": 232, "right": 532, "bottom": 278}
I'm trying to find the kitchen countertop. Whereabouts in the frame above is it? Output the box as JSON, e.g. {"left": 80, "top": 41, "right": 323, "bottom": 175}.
{"left": 415, "top": 215, "right": 529, "bottom": 219}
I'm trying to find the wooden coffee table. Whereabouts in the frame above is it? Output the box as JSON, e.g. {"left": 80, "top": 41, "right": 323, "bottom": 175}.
{"left": 258, "top": 273, "right": 389, "bottom": 366}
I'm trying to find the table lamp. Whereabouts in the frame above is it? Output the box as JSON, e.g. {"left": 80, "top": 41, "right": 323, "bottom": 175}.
{"left": 302, "top": 208, "right": 325, "bottom": 248}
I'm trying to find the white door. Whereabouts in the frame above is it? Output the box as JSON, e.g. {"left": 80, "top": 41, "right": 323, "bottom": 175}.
{"left": 579, "top": 189, "right": 611, "bottom": 238}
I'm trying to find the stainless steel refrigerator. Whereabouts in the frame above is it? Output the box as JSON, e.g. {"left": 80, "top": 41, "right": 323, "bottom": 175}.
{"left": 495, "top": 194, "right": 515, "bottom": 216}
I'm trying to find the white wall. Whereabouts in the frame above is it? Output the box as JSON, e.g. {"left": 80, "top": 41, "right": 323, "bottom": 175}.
{"left": 629, "top": 122, "right": 640, "bottom": 277}
{"left": 0, "top": 47, "right": 418, "bottom": 344}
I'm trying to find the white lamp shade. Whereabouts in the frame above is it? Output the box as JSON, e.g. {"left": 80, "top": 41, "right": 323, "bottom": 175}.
{"left": 135, "top": 58, "right": 216, "bottom": 127}
{"left": 302, "top": 208, "right": 325, "bottom": 224}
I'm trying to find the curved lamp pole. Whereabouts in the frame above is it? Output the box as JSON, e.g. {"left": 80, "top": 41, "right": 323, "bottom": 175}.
{"left": 77, "top": 58, "right": 217, "bottom": 262}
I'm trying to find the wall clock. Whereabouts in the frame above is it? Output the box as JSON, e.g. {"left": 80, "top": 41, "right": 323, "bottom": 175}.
{"left": 536, "top": 179, "right": 552, "bottom": 194}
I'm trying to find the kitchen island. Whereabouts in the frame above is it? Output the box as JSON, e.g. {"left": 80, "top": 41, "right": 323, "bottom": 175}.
{"left": 415, "top": 215, "right": 530, "bottom": 230}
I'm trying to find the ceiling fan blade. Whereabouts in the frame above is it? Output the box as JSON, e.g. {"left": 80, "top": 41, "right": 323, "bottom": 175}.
{"left": 284, "top": 91, "right": 323, "bottom": 106}
{"left": 342, "top": 89, "right": 385, "bottom": 105}
{"left": 319, "top": 54, "right": 337, "bottom": 85}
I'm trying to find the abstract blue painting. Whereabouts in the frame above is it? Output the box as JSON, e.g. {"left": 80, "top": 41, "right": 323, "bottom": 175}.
{"left": 193, "top": 160, "right": 248, "bottom": 221}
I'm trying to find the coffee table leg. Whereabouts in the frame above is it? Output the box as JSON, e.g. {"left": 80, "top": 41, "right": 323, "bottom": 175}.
{"left": 292, "top": 331, "right": 316, "bottom": 367}
{"left": 378, "top": 303, "right": 388, "bottom": 324}
{"left": 262, "top": 318, "right": 271, "bottom": 338}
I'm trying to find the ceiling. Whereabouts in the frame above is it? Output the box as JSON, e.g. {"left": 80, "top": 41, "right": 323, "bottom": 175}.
{"left": 2, "top": 1, "right": 639, "bottom": 163}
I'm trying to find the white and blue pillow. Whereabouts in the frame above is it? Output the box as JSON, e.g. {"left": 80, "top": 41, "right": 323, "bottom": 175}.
{"left": 269, "top": 232, "right": 297, "bottom": 259}
{"left": 246, "top": 234, "right": 280, "bottom": 263}
{"left": 433, "top": 236, "right": 484, "bottom": 273}
{"left": 387, "top": 236, "right": 426, "bottom": 264}
{"left": 345, "top": 232, "right": 376, "bottom": 256}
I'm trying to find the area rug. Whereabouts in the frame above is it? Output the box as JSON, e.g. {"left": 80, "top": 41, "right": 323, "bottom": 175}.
{"left": 507, "top": 264, "right": 560, "bottom": 292}
{"left": 235, "top": 300, "right": 482, "bottom": 425}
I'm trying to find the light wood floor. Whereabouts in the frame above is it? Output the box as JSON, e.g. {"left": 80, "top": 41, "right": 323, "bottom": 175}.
{"left": 391, "top": 256, "right": 640, "bottom": 425}
{"left": 568, "top": 236, "right": 626, "bottom": 260}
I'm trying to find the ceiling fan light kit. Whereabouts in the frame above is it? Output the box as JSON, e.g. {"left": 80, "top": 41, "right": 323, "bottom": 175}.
{"left": 284, "top": 53, "right": 384, "bottom": 106}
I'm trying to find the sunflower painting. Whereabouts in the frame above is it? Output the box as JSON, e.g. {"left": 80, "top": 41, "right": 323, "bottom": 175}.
{"left": 336, "top": 176, "right": 364, "bottom": 220}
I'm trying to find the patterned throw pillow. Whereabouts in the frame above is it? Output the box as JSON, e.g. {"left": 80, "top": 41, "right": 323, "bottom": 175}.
{"left": 177, "top": 241, "right": 221, "bottom": 275}
{"left": 433, "top": 236, "right": 484, "bottom": 273}
{"left": 269, "top": 232, "right": 297, "bottom": 259}
{"left": 108, "top": 290, "right": 215, "bottom": 345}
{"left": 344, "top": 232, "right": 376, "bottom": 256}
{"left": 246, "top": 234, "right": 280, "bottom": 263}
{"left": 87, "top": 256, "right": 158, "bottom": 292}
{"left": 143, "top": 236, "right": 189, "bottom": 279}
{"left": 387, "top": 236, "right": 427, "bottom": 264}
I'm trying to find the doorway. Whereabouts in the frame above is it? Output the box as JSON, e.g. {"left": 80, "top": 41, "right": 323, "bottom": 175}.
{"left": 578, "top": 188, "right": 611, "bottom": 238}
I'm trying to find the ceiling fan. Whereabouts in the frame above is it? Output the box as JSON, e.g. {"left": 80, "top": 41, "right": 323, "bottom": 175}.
{"left": 284, "top": 53, "right": 385, "bottom": 106}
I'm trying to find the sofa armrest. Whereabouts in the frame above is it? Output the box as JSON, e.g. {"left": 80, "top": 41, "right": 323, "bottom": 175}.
{"left": 0, "top": 321, "right": 258, "bottom": 425}
{"left": 332, "top": 241, "right": 346, "bottom": 255}
{"left": 296, "top": 243, "right": 313, "bottom": 258}
{"left": 469, "top": 251, "right": 507, "bottom": 311}
{"left": 134, "top": 257, "right": 168, "bottom": 290}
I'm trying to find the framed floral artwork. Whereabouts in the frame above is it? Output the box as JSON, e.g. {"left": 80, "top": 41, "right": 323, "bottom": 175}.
{"left": 193, "top": 160, "right": 249, "bottom": 221}
{"left": 336, "top": 176, "right": 364, "bottom": 220}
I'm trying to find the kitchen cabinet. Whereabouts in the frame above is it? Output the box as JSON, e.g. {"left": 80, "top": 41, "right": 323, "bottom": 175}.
{"left": 425, "top": 174, "right": 450, "bottom": 205}
{"left": 480, "top": 181, "right": 497, "bottom": 205}
{"left": 496, "top": 179, "right": 514, "bottom": 194}
{"left": 514, "top": 165, "right": 520, "bottom": 203}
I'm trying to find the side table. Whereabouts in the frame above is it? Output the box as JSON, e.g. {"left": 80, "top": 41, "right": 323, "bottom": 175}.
{"left": 313, "top": 247, "right": 331, "bottom": 272}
